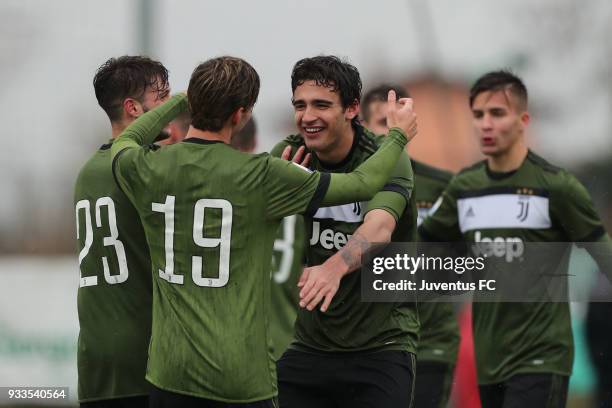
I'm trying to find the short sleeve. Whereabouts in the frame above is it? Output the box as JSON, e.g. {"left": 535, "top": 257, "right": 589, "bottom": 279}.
{"left": 365, "top": 151, "right": 413, "bottom": 221}
{"left": 365, "top": 191, "right": 407, "bottom": 221}
{"left": 382, "top": 151, "right": 413, "bottom": 202}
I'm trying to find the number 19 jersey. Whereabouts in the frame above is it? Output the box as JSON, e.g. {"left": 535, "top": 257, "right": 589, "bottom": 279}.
{"left": 113, "top": 139, "right": 328, "bottom": 403}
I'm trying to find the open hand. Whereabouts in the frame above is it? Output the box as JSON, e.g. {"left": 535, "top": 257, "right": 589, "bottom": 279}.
{"left": 297, "top": 264, "right": 341, "bottom": 312}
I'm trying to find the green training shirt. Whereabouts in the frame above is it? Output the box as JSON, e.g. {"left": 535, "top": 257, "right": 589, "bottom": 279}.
{"left": 419, "top": 150, "right": 608, "bottom": 384}
{"left": 271, "top": 126, "right": 420, "bottom": 353}
{"left": 269, "top": 215, "right": 305, "bottom": 360}
{"left": 413, "top": 160, "right": 460, "bottom": 365}
{"left": 109, "top": 95, "right": 411, "bottom": 402}
{"left": 74, "top": 142, "right": 152, "bottom": 402}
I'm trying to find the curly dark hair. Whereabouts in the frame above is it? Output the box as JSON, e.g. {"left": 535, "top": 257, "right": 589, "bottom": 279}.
{"left": 93, "top": 55, "right": 169, "bottom": 122}
{"left": 291, "top": 55, "right": 362, "bottom": 121}
{"left": 188, "top": 56, "right": 260, "bottom": 132}
{"left": 469, "top": 70, "right": 528, "bottom": 110}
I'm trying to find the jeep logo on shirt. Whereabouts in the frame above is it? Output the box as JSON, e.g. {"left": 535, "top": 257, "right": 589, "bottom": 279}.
{"left": 471, "top": 231, "right": 525, "bottom": 262}
{"left": 309, "top": 221, "right": 352, "bottom": 250}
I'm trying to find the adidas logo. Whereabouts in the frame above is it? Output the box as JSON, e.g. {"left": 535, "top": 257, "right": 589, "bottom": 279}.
{"left": 465, "top": 207, "right": 476, "bottom": 218}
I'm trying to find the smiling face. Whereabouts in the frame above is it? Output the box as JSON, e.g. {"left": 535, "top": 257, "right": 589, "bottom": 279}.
{"left": 292, "top": 80, "right": 359, "bottom": 156}
{"left": 471, "top": 89, "right": 530, "bottom": 157}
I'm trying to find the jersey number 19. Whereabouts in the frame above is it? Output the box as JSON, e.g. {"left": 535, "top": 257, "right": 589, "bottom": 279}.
{"left": 152, "top": 195, "right": 233, "bottom": 288}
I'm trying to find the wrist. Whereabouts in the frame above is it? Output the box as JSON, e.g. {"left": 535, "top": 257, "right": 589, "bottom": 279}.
{"left": 388, "top": 127, "right": 408, "bottom": 144}
{"left": 324, "top": 253, "right": 351, "bottom": 279}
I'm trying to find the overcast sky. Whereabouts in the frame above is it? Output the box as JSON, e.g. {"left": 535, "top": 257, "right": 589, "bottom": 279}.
{"left": 1, "top": 0, "right": 611, "bottom": 241}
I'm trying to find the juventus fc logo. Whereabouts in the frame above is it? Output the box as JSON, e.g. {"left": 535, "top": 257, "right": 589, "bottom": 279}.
{"left": 353, "top": 202, "right": 362, "bottom": 215}
{"left": 516, "top": 198, "right": 530, "bottom": 222}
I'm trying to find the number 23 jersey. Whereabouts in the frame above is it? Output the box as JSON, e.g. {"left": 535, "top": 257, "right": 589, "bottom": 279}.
{"left": 74, "top": 142, "right": 152, "bottom": 402}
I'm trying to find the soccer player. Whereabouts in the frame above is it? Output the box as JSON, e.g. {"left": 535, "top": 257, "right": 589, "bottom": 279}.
{"left": 271, "top": 56, "right": 419, "bottom": 408}
{"left": 110, "top": 56, "right": 417, "bottom": 407}
{"left": 362, "top": 83, "right": 459, "bottom": 408}
{"left": 419, "top": 70, "right": 612, "bottom": 407}
{"left": 230, "top": 117, "right": 306, "bottom": 361}
{"left": 74, "top": 56, "right": 170, "bottom": 407}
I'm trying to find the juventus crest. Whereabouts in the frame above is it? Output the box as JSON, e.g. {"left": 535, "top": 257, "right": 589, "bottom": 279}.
{"left": 516, "top": 196, "right": 530, "bottom": 222}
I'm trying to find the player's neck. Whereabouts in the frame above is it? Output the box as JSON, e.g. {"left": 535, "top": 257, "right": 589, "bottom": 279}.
{"left": 111, "top": 121, "right": 129, "bottom": 139}
{"left": 111, "top": 116, "right": 141, "bottom": 139}
{"left": 316, "top": 126, "right": 355, "bottom": 164}
{"left": 487, "top": 143, "right": 528, "bottom": 173}
{"left": 185, "top": 126, "right": 231, "bottom": 144}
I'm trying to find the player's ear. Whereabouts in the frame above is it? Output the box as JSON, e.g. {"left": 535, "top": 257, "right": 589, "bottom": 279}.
{"left": 344, "top": 99, "right": 360, "bottom": 121}
{"left": 123, "top": 98, "right": 142, "bottom": 119}
{"left": 520, "top": 111, "right": 530, "bottom": 127}
{"left": 229, "top": 108, "right": 243, "bottom": 126}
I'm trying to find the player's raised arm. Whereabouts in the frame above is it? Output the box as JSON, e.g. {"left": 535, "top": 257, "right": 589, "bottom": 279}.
{"left": 321, "top": 92, "right": 417, "bottom": 206}
{"left": 110, "top": 94, "right": 188, "bottom": 161}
